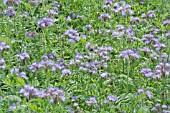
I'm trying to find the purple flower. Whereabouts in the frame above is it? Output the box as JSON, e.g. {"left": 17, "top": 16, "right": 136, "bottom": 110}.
{"left": 125, "top": 27, "right": 135, "bottom": 36}
{"left": 163, "top": 20, "right": 170, "bottom": 26}
{"left": 5, "top": 6, "right": 16, "bottom": 17}
{"left": 47, "top": 9, "right": 58, "bottom": 16}
{"left": 105, "top": 0, "right": 113, "bottom": 5}
{"left": 162, "top": 104, "right": 167, "bottom": 109}
{"left": 140, "top": 68, "right": 153, "bottom": 77}
{"left": 0, "top": 42, "right": 10, "bottom": 52}
{"left": 116, "top": 24, "right": 125, "bottom": 31}
{"left": 0, "top": 59, "right": 5, "bottom": 65}
{"left": 148, "top": 10, "right": 156, "bottom": 18}
{"left": 86, "top": 97, "right": 98, "bottom": 106}
{"left": 0, "top": 58, "right": 6, "bottom": 70}
{"left": 17, "top": 52, "right": 30, "bottom": 60}
{"left": 140, "top": 47, "right": 151, "bottom": 54}
{"left": 154, "top": 42, "right": 166, "bottom": 51}
{"left": 119, "top": 49, "right": 140, "bottom": 59}
{"left": 155, "top": 62, "right": 170, "bottom": 76}
{"left": 141, "top": 13, "right": 147, "bottom": 18}
{"left": 19, "top": 85, "right": 39, "bottom": 99}
{"left": 85, "top": 24, "right": 92, "bottom": 31}
{"left": 100, "top": 72, "right": 110, "bottom": 78}
{"left": 111, "top": 1, "right": 133, "bottom": 16}
{"left": 155, "top": 103, "right": 161, "bottom": 107}
{"left": 130, "top": 17, "right": 140, "bottom": 24}
{"left": 16, "top": 72, "right": 27, "bottom": 79}
{"left": 25, "top": 31, "right": 38, "bottom": 38}
{"left": 137, "top": 88, "right": 144, "bottom": 94}
{"left": 47, "top": 87, "right": 66, "bottom": 103}
{"left": 67, "top": 106, "right": 75, "bottom": 113}
{"left": 142, "top": 34, "right": 156, "bottom": 45}
{"left": 98, "top": 13, "right": 111, "bottom": 21}
{"left": 53, "top": 2, "right": 62, "bottom": 8}
{"left": 150, "top": 28, "right": 161, "bottom": 34}
{"left": 35, "top": 90, "right": 47, "bottom": 98}
{"left": 10, "top": 67, "right": 19, "bottom": 74}
{"left": 74, "top": 53, "right": 83, "bottom": 63}
{"left": 4, "top": 0, "right": 20, "bottom": 6}
{"left": 71, "top": 96, "right": 78, "bottom": 102}
{"left": 104, "top": 99, "right": 109, "bottom": 104}
{"left": 81, "top": 34, "right": 86, "bottom": 39}
{"left": 37, "top": 18, "right": 54, "bottom": 28}
{"left": 28, "top": 62, "right": 40, "bottom": 72}
{"left": 107, "top": 94, "right": 118, "bottom": 102}
{"left": 112, "top": 31, "right": 124, "bottom": 39}
{"left": 65, "top": 16, "right": 72, "bottom": 21}
{"left": 73, "top": 103, "right": 79, "bottom": 107}
{"left": 40, "top": 60, "right": 54, "bottom": 69}
{"left": 150, "top": 52, "right": 159, "bottom": 60}
{"left": 9, "top": 102, "right": 19, "bottom": 110}
{"left": 61, "top": 69, "right": 71, "bottom": 75}
{"left": 166, "top": 32, "right": 170, "bottom": 37}
{"left": 151, "top": 107, "right": 157, "bottom": 111}
{"left": 161, "top": 53, "right": 168, "bottom": 61}
{"left": 63, "top": 29, "right": 80, "bottom": 43}
{"left": 48, "top": 53, "right": 55, "bottom": 59}
{"left": 146, "top": 90, "right": 153, "bottom": 99}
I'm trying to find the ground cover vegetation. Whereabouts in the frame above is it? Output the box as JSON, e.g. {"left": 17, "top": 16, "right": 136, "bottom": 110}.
{"left": 0, "top": 0, "right": 170, "bottom": 112}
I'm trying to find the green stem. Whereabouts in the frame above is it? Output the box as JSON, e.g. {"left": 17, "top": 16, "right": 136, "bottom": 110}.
{"left": 43, "top": 29, "right": 46, "bottom": 52}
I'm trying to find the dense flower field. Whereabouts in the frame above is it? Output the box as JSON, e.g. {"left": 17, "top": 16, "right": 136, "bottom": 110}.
{"left": 0, "top": 0, "right": 170, "bottom": 112}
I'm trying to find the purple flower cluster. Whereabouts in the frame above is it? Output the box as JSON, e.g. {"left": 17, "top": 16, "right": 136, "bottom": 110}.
{"left": 70, "top": 43, "right": 112, "bottom": 74}
{"left": 37, "top": 18, "right": 54, "bottom": 28}
{"left": 98, "top": 13, "right": 111, "bottom": 21}
{"left": 46, "top": 9, "right": 58, "bottom": 16}
{"left": 5, "top": 7, "right": 16, "bottom": 17}
{"left": 19, "top": 85, "right": 39, "bottom": 99}
{"left": 130, "top": 17, "right": 140, "bottom": 24}
{"left": 25, "top": 31, "right": 38, "bottom": 38}
{"left": 70, "top": 96, "right": 79, "bottom": 108}
{"left": 111, "top": 1, "right": 133, "bottom": 16}
{"left": 141, "top": 10, "right": 156, "bottom": 19}
{"left": 105, "top": 0, "right": 113, "bottom": 5}
{"left": 0, "top": 42, "right": 10, "bottom": 53}
{"left": 104, "top": 94, "right": 118, "bottom": 104}
{"left": 100, "top": 72, "right": 110, "bottom": 78}
{"left": 19, "top": 85, "right": 65, "bottom": 103}
{"left": 141, "top": 62, "right": 170, "bottom": 79}
{"left": 63, "top": 29, "right": 82, "bottom": 43}
{"left": 141, "top": 34, "right": 166, "bottom": 51}
{"left": 47, "top": 87, "right": 66, "bottom": 103}
{"left": 10, "top": 68, "right": 27, "bottom": 79}
{"left": 85, "top": 97, "right": 99, "bottom": 107}
{"left": 16, "top": 52, "right": 30, "bottom": 61}
{"left": 111, "top": 25, "right": 135, "bottom": 39}
{"left": 151, "top": 103, "right": 170, "bottom": 113}
{"left": 119, "top": 49, "right": 140, "bottom": 59}
{"left": 28, "top": 59, "right": 71, "bottom": 75}
{"left": 137, "top": 89, "right": 153, "bottom": 99}
{"left": 163, "top": 20, "right": 170, "bottom": 26}
{"left": 142, "top": 34, "right": 158, "bottom": 45}
{"left": 150, "top": 28, "right": 161, "bottom": 35}
{"left": 4, "top": 0, "right": 20, "bottom": 6}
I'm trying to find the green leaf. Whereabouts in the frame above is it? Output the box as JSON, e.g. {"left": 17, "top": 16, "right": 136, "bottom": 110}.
{"left": 15, "top": 77, "right": 25, "bottom": 86}
{"left": 0, "top": 37, "right": 12, "bottom": 45}
{"left": 31, "top": 80, "right": 40, "bottom": 86}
